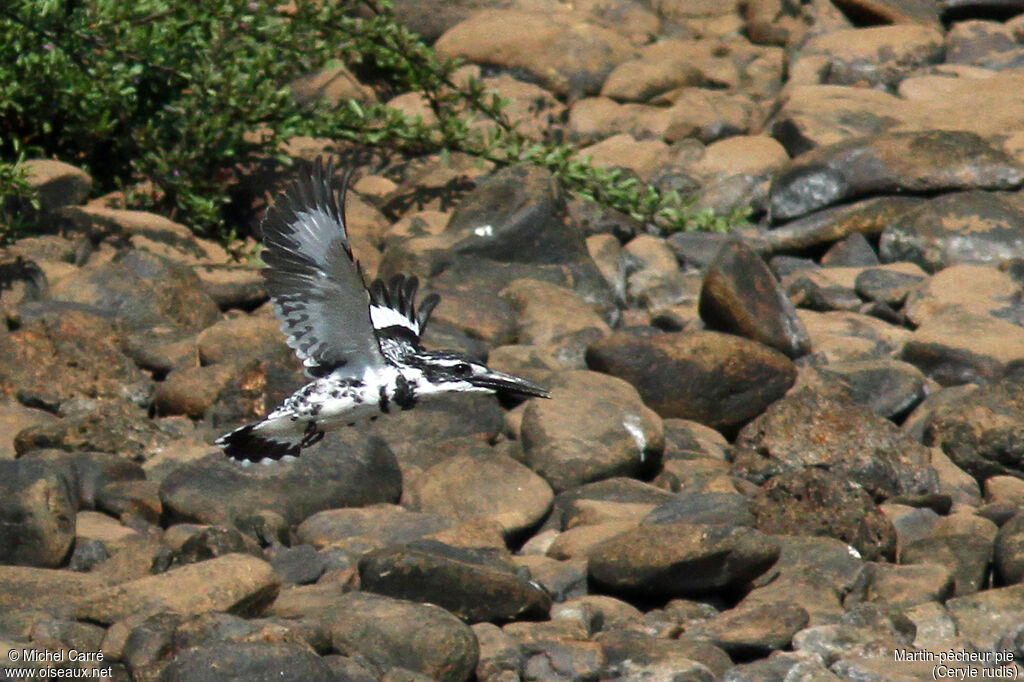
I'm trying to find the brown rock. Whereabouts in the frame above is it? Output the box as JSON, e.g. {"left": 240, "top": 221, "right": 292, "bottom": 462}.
{"left": 435, "top": 10, "right": 635, "bottom": 96}
{"left": 0, "top": 310, "right": 150, "bottom": 410}
{"left": 748, "top": 468, "right": 897, "bottom": 561}
{"left": 859, "top": 562, "right": 954, "bottom": 608}
{"left": 902, "top": 308, "right": 1024, "bottom": 385}
{"left": 153, "top": 364, "right": 238, "bottom": 419}
{"left": 55, "top": 206, "right": 228, "bottom": 264}
{"left": 946, "top": 583, "right": 1024, "bottom": 651}
{"left": 771, "top": 71, "right": 1024, "bottom": 152}
{"left": 520, "top": 370, "right": 663, "bottom": 492}
{"left": 573, "top": 134, "right": 670, "bottom": 181}
{"left": 501, "top": 279, "right": 611, "bottom": 362}
{"left": 663, "top": 89, "right": 756, "bottom": 143}
{"left": 359, "top": 540, "right": 551, "bottom": 623}
{"left": 735, "top": 387, "right": 938, "bottom": 499}
{"left": 0, "top": 565, "right": 110, "bottom": 617}
{"left": 192, "top": 264, "right": 266, "bottom": 311}
{"left": 48, "top": 250, "right": 221, "bottom": 334}
{"left": 902, "top": 513, "right": 997, "bottom": 596}
{"left": 23, "top": 159, "right": 93, "bottom": 211}
{"left": 330, "top": 592, "right": 479, "bottom": 682}
{"left": 586, "top": 329, "right": 796, "bottom": 433}
{"left": 832, "top": 0, "right": 940, "bottom": 25}
{"left": 946, "top": 20, "right": 1023, "bottom": 69}
{"left": 601, "top": 50, "right": 703, "bottom": 102}
{"left": 15, "top": 398, "right": 166, "bottom": 458}
{"left": 568, "top": 97, "right": 672, "bottom": 143}
{"left": 0, "top": 459, "right": 77, "bottom": 567}
{"left": 797, "top": 309, "right": 910, "bottom": 364}
{"left": 880, "top": 190, "right": 1024, "bottom": 272}
{"left": 197, "top": 314, "right": 292, "bottom": 366}
{"left": 474, "top": 74, "right": 566, "bottom": 143}
{"left": 770, "top": 130, "right": 1024, "bottom": 222}
{"left": 288, "top": 64, "right": 375, "bottom": 105}
{"left": 797, "top": 24, "right": 944, "bottom": 89}
{"left": 588, "top": 522, "right": 780, "bottom": 597}
{"left": 691, "top": 135, "right": 789, "bottom": 179}
{"left": 740, "top": 535, "right": 864, "bottom": 627}
{"left": 700, "top": 601, "right": 809, "bottom": 657}
{"left": 0, "top": 403, "right": 57, "bottom": 460}
{"left": 923, "top": 377, "right": 1024, "bottom": 481}
{"left": 75, "top": 553, "right": 280, "bottom": 624}
{"left": 405, "top": 448, "right": 554, "bottom": 537}
{"left": 425, "top": 286, "right": 517, "bottom": 346}
{"left": 764, "top": 196, "right": 926, "bottom": 253}
{"left": 700, "top": 239, "right": 810, "bottom": 358}
{"left": 546, "top": 522, "right": 637, "bottom": 560}
{"left": 296, "top": 504, "right": 452, "bottom": 551}
{"left": 904, "top": 264, "right": 1020, "bottom": 326}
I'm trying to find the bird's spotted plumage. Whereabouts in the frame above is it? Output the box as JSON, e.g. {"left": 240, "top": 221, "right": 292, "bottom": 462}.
{"left": 216, "top": 159, "right": 549, "bottom": 465}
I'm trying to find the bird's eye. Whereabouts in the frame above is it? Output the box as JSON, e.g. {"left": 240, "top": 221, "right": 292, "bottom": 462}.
{"left": 454, "top": 363, "right": 472, "bottom": 377}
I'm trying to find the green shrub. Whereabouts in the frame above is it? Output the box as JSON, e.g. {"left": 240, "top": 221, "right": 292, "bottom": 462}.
{"left": 0, "top": 0, "right": 746, "bottom": 240}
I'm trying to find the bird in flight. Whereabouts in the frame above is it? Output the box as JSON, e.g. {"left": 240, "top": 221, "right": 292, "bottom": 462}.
{"left": 217, "top": 159, "right": 550, "bottom": 465}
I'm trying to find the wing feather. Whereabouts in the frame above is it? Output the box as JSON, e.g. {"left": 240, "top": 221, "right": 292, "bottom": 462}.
{"left": 260, "top": 159, "right": 385, "bottom": 377}
{"left": 368, "top": 274, "right": 441, "bottom": 339}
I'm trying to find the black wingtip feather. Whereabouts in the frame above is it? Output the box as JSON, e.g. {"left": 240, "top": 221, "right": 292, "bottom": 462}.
{"left": 368, "top": 273, "right": 442, "bottom": 335}
{"left": 217, "top": 424, "right": 301, "bottom": 462}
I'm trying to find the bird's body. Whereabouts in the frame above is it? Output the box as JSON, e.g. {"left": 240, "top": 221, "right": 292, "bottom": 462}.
{"left": 217, "top": 160, "right": 548, "bottom": 465}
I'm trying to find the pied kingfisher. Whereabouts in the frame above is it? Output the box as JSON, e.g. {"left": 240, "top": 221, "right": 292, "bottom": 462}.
{"left": 217, "top": 159, "right": 550, "bottom": 465}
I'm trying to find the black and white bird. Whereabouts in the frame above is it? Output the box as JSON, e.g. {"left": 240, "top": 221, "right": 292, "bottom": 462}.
{"left": 217, "top": 159, "right": 550, "bottom": 465}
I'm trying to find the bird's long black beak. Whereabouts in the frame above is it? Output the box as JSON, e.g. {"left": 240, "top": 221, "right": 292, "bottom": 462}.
{"left": 470, "top": 369, "right": 551, "bottom": 399}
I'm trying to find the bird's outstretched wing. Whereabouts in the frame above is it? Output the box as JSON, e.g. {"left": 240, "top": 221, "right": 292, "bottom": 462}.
{"left": 368, "top": 274, "right": 440, "bottom": 341}
{"left": 260, "top": 158, "right": 386, "bottom": 378}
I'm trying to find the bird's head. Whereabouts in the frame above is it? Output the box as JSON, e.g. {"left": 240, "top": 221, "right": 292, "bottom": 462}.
{"left": 408, "top": 351, "right": 550, "bottom": 400}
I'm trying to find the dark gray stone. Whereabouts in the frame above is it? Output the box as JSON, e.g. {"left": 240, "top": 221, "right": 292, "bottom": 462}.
{"left": 820, "top": 232, "right": 879, "bottom": 267}
{"left": 449, "top": 165, "right": 589, "bottom": 266}
{"left": 159, "top": 642, "right": 335, "bottom": 682}
{"left": 770, "top": 131, "right": 1024, "bottom": 222}
{"left": 160, "top": 433, "right": 401, "bottom": 526}
{"left": 644, "top": 491, "right": 755, "bottom": 527}
{"left": 330, "top": 592, "right": 479, "bottom": 682}
{"left": 586, "top": 329, "right": 796, "bottom": 434}
{"left": 359, "top": 540, "right": 551, "bottom": 623}
{"left": 699, "top": 240, "right": 810, "bottom": 358}
{"left": 0, "top": 459, "right": 77, "bottom": 567}
{"left": 880, "top": 191, "right": 1024, "bottom": 272}
{"left": 588, "top": 523, "right": 780, "bottom": 597}
{"left": 734, "top": 387, "right": 939, "bottom": 499}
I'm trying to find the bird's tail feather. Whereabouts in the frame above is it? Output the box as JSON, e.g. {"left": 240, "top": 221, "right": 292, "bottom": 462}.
{"left": 216, "top": 423, "right": 305, "bottom": 465}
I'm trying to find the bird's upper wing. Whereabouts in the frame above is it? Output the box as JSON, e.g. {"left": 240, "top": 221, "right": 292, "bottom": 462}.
{"left": 260, "top": 159, "right": 386, "bottom": 377}
{"left": 368, "top": 274, "right": 440, "bottom": 341}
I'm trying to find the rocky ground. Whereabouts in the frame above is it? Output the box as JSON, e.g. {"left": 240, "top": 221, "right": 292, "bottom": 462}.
{"left": 4, "top": 0, "right": 1024, "bottom": 680}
